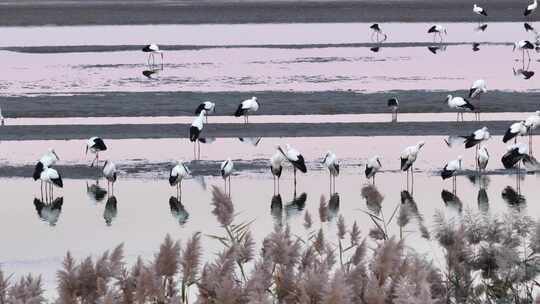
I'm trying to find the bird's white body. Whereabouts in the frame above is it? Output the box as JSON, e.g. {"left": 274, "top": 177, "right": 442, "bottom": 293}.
{"left": 40, "top": 148, "right": 59, "bottom": 168}
{"left": 469, "top": 127, "right": 491, "bottom": 147}
{"left": 508, "top": 142, "right": 529, "bottom": 155}
{"left": 221, "top": 159, "right": 234, "bottom": 179}
{"left": 400, "top": 142, "right": 425, "bottom": 171}
{"left": 469, "top": 79, "right": 487, "bottom": 99}
{"left": 40, "top": 168, "right": 62, "bottom": 188}
{"left": 146, "top": 44, "right": 161, "bottom": 53}
{"left": 525, "top": 111, "right": 540, "bottom": 130}
{"left": 270, "top": 152, "right": 284, "bottom": 177}
{"left": 473, "top": 4, "right": 487, "bottom": 16}
{"left": 526, "top": 0, "right": 538, "bottom": 16}
{"left": 477, "top": 146, "right": 489, "bottom": 170}
{"left": 431, "top": 25, "right": 446, "bottom": 33}
{"left": 240, "top": 97, "right": 259, "bottom": 114}
{"left": 103, "top": 161, "right": 118, "bottom": 183}
{"left": 322, "top": 151, "right": 339, "bottom": 177}
{"left": 170, "top": 161, "right": 190, "bottom": 186}
{"left": 447, "top": 95, "right": 472, "bottom": 110}
{"left": 284, "top": 144, "right": 301, "bottom": 162}
{"left": 514, "top": 40, "right": 535, "bottom": 51}
{"left": 192, "top": 110, "right": 205, "bottom": 131}
{"left": 445, "top": 157, "right": 462, "bottom": 172}
{"left": 510, "top": 121, "right": 528, "bottom": 136}
{"left": 365, "top": 156, "right": 382, "bottom": 179}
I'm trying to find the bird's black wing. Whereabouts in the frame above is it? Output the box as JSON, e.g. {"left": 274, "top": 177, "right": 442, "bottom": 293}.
{"left": 459, "top": 100, "right": 475, "bottom": 111}
{"left": 428, "top": 25, "right": 437, "bottom": 33}
{"left": 33, "top": 161, "right": 44, "bottom": 181}
{"left": 195, "top": 103, "right": 206, "bottom": 114}
{"left": 52, "top": 175, "right": 63, "bottom": 188}
{"left": 400, "top": 157, "right": 411, "bottom": 171}
{"left": 189, "top": 126, "right": 200, "bottom": 142}
{"left": 93, "top": 138, "right": 107, "bottom": 151}
{"left": 440, "top": 165, "right": 453, "bottom": 180}
{"left": 234, "top": 103, "right": 246, "bottom": 117}
{"left": 365, "top": 166, "right": 374, "bottom": 178}
{"left": 501, "top": 148, "right": 522, "bottom": 169}
{"left": 387, "top": 98, "right": 398, "bottom": 107}
{"left": 502, "top": 128, "right": 516, "bottom": 143}
{"left": 292, "top": 155, "right": 307, "bottom": 173}
{"left": 463, "top": 134, "right": 480, "bottom": 149}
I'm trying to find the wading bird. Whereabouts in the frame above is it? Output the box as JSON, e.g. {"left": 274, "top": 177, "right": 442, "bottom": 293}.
{"left": 322, "top": 151, "right": 339, "bottom": 194}
{"left": 463, "top": 126, "right": 490, "bottom": 149}
{"left": 86, "top": 137, "right": 107, "bottom": 167}
{"left": 441, "top": 156, "right": 462, "bottom": 194}
{"left": 278, "top": 144, "right": 307, "bottom": 191}
{"left": 387, "top": 97, "right": 399, "bottom": 122}
{"left": 477, "top": 146, "right": 489, "bottom": 172}
{"left": 502, "top": 143, "right": 529, "bottom": 170}
{"left": 270, "top": 151, "right": 284, "bottom": 194}
{"left": 400, "top": 141, "right": 425, "bottom": 192}
{"left": 525, "top": 111, "right": 540, "bottom": 154}
{"left": 524, "top": 0, "right": 538, "bottom": 18}
{"left": 513, "top": 40, "right": 535, "bottom": 61}
{"left": 142, "top": 44, "right": 163, "bottom": 67}
{"left": 169, "top": 160, "right": 190, "bottom": 198}
{"left": 33, "top": 148, "right": 60, "bottom": 187}
{"left": 190, "top": 110, "right": 206, "bottom": 160}
{"left": 365, "top": 156, "right": 382, "bottom": 184}
{"left": 469, "top": 79, "right": 487, "bottom": 120}
{"left": 473, "top": 4, "right": 488, "bottom": 19}
{"left": 428, "top": 25, "right": 447, "bottom": 42}
{"left": 40, "top": 167, "right": 63, "bottom": 202}
{"left": 472, "top": 42, "right": 481, "bottom": 52}
{"left": 503, "top": 121, "right": 527, "bottom": 143}
{"left": 234, "top": 96, "right": 259, "bottom": 124}
{"left": 103, "top": 160, "right": 117, "bottom": 194}
{"left": 446, "top": 95, "right": 475, "bottom": 122}
{"left": 369, "top": 23, "right": 387, "bottom": 42}
{"left": 195, "top": 101, "right": 215, "bottom": 123}
{"left": 220, "top": 158, "right": 234, "bottom": 197}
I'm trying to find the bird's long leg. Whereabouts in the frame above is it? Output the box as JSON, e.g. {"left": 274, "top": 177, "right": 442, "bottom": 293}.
{"left": 406, "top": 169, "right": 409, "bottom": 191}
{"left": 530, "top": 130, "right": 533, "bottom": 156}
{"left": 40, "top": 181, "right": 44, "bottom": 201}
{"left": 224, "top": 178, "right": 227, "bottom": 195}
{"left": 198, "top": 141, "right": 201, "bottom": 160}
{"left": 411, "top": 167, "right": 415, "bottom": 195}
{"left": 228, "top": 176, "right": 231, "bottom": 198}
{"left": 277, "top": 177, "right": 280, "bottom": 194}
{"left": 294, "top": 168, "right": 297, "bottom": 192}
{"left": 371, "top": 31, "right": 376, "bottom": 42}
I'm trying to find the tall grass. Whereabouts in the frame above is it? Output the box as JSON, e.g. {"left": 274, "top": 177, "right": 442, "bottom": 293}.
{"left": 2, "top": 187, "right": 540, "bottom": 303}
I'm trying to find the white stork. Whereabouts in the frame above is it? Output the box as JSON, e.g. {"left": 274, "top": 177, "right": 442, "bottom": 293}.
{"left": 220, "top": 158, "right": 234, "bottom": 197}
{"left": 322, "top": 151, "right": 339, "bottom": 194}
{"left": 441, "top": 156, "right": 462, "bottom": 193}
{"left": 33, "top": 148, "right": 60, "bottom": 188}
{"left": 525, "top": 0, "right": 538, "bottom": 18}
{"left": 428, "top": 25, "right": 447, "bottom": 42}
{"left": 469, "top": 79, "right": 487, "bottom": 120}
{"left": 502, "top": 143, "right": 529, "bottom": 169}
{"left": 365, "top": 156, "right": 382, "bottom": 184}
{"left": 477, "top": 146, "right": 489, "bottom": 172}
{"left": 503, "top": 121, "right": 527, "bottom": 143}
{"left": 190, "top": 110, "right": 206, "bottom": 160}
{"left": 514, "top": 40, "right": 535, "bottom": 61}
{"left": 370, "top": 23, "right": 387, "bottom": 43}
{"left": 473, "top": 4, "right": 488, "bottom": 19}
{"left": 278, "top": 144, "right": 307, "bottom": 190}
{"left": 387, "top": 97, "right": 399, "bottom": 122}
{"left": 234, "top": 97, "right": 259, "bottom": 124}
{"left": 270, "top": 151, "right": 284, "bottom": 194}
{"left": 195, "top": 101, "right": 215, "bottom": 123}
{"left": 525, "top": 111, "right": 540, "bottom": 154}
{"left": 86, "top": 137, "right": 107, "bottom": 167}
{"left": 142, "top": 44, "right": 163, "bottom": 67}
{"left": 400, "top": 141, "right": 425, "bottom": 192}
{"left": 169, "top": 160, "right": 190, "bottom": 198}
{"left": 40, "top": 167, "right": 63, "bottom": 202}
{"left": 446, "top": 95, "right": 475, "bottom": 122}
{"left": 102, "top": 160, "right": 118, "bottom": 194}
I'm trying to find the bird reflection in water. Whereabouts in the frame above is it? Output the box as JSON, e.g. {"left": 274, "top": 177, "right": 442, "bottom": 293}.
{"left": 238, "top": 137, "right": 262, "bottom": 147}
{"left": 477, "top": 188, "right": 489, "bottom": 213}
{"left": 285, "top": 192, "right": 307, "bottom": 218}
{"left": 33, "top": 197, "right": 63, "bottom": 226}
{"left": 104, "top": 196, "right": 118, "bottom": 226}
{"left": 142, "top": 68, "right": 161, "bottom": 79}
{"left": 270, "top": 194, "right": 283, "bottom": 226}
{"left": 400, "top": 191, "right": 429, "bottom": 239}
{"left": 472, "top": 43, "right": 481, "bottom": 52}
{"left": 86, "top": 180, "right": 107, "bottom": 203}
{"left": 441, "top": 190, "right": 463, "bottom": 213}
{"left": 427, "top": 45, "right": 447, "bottom": 55}
{"left": 169, "top": 196, "right": 189, "bottom": 226}
{"left": 328, "top": 192, "right": 340, "bottom": 219}
{"left": 361, "top": 184, "right": 383, "bottom": 216}
{"left": 502, "top": 185, "right": 526, "bottom": 211}
{"left": 467, "top": 174, "right": 490, "bottom": 212}
{"left": 473, "top": 23, "right": 488, "bottom": 32}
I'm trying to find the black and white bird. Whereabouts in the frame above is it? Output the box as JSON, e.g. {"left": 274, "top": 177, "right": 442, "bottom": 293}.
{"left": 462, "top": 126, "right": 490, "bottom": 149}
{"left": 446, "top": 95, "right": 475, "bottom": 121}
{"left": 322, "top": 151, "right": 339, "bottom": 194}
{"left": 502, "top": 143, "right": 529, "bottom": 169}
{"left": 102, "top": 160, "right": 118, "bottom": 194}
{"left": 513, "top": 40, "right": 535, "bottom": 61}
{"left": 169, "top": 160, "right": 190, "bottom": 198}
{"left": 142, "top": 44, "right": 163, "bottom": 67}
{"left": 40, "top": 167, "right": 63, "bottom": 201}
{"left": 469, "top": 79, "right": 487, "bottom": 120}
{"left": 86, "top": 137, "right": 107, "bottom": 167}
{"left": 525, "top": 111, "right": 540, "bottom": 154}
{"left": 234, "top": 96, "right": 259, "bottom": 124}
{"left": 370, "top": 23, "right": 387, "bottom": 43}
{"left": 238, "top": 137, "right": 262, "bottom": 146}
{"left": 441, "top": 156, "right": 462, "bottom": 193}
{"left": 400, "top": 141, "right": 425, "bottom": 191}
{"left": 365, "top": 155, "right": 382, "bottom": 184}
{"left": 477, "top": 146, "right": 489, "bottom": 172}
{"left": 387, "top": 97, "right": 399, "bottom": 122}
{"left": 428, "top": 25, "right": 447, "bottom": 42}
{"left": 473, "top": 4, "right": 487, "bottom": 18}
{"left": 472, "top": 43, "right": 481, "bottom": 52}
{"left": 33, "top": 148, "right": 60, "bottom": 183}
{"left": 524, "top": 0, "right": 538, "bottom": 18}
{"left": 195, "top": 101, "right": 215, "bottom": 123}
{"left": 34, "top": 197, "right": 63, "bottom": 226}
{"left": 190, "top": 110, "right": 206, "bottom": 159}
{"left": 270, "top": 151, "right": 284, "bottom": 194}
{"left": 503, "top": 121, "right": 527, "bottom": 143}
{"left": 220, "top": 158, "right": 234, "bottom": 197}
{"left": 278, "top": 144, "right": 307, "bottom": 189}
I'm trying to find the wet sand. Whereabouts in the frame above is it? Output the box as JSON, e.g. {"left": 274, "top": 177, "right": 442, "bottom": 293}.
{"left": 0, "top": 0, "right": 533, "bottom": 26}
{"left": 3, "top": 91, "right": 540, "bottom": 118}
{"left": 0, "top": 120, "right": 517, "bottom": 141}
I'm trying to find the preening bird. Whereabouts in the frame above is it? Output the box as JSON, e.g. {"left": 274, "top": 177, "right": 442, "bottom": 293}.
{"left": 195, "top": 101, "right": 215, "bottom": 123}
{"left": 234, "top": 96, "right": 259, "bottom": 124}
{"left": 469, "top": 79, "right": 487, "bottom": 120}
{"left": 387, "top": 97, "right": 399, "bottom": 122}
{"left": 142, "top": 44, "right": 163, "bottom": 66}
{"left": 513, "top": 40, "right": 535, "bottom": 61}
{"left": 40, "top": 167, "right": 63, "bottom": 201}
{"left": 473, "top": 4, "right": 487, "bottom": 17}
{"left": 270, "top": 151, "right": 284, "bottom": 194}
{"left": 190, "top": 110, "right": 206, "bottom": 159}
{"left": 220, "top": 158, "right": 234, "bottom": 196}
{"left": 428, "top": 25, "right": 447, "bottom": 42}
{"left": 370, "top": 23, "right": 387, "bottom": 42}
{"left": 524, "top": 0, "right": 538, "bottom": 17}
{"left": 33, "top": 148, "right": 60, "bottom": 182}
{"left": 365, "top": 156, "right": 382, "bottom": 184}
{"left": 169, "top": 160, "right": 190, "bottom": 198}
{"left": 278, "top": 144, "right": 307, "bottom": 190}
{"left": 477, "top": 146, "right": 489, "bottom": 172}
{"left": 525, "top": 111, "right": 540, "bottom": 154}
{"left": 446, "top": 95, "right": 475, "bottom": 121}
{"left": 86, "top": 137, "right": 107, "bottom": 167}
{"left": 503, "top": 121, "right": 527, "bottom": 143}
{"left": 502, "top": 143, "right": 529, "bottom": 169}
{"left": 102, "top": 160, "right": 118, "bottom": 194}
{"left": 400, "top": 141, "right": 425, "bottom": 191}
{"left": 322, "top": 151, "right": 339, "bottom": 193}
{"left": 462, "top": 126, "right": 490, "bottom": 149}
{"left": 441, "top": 156, "right": 462, "bottom": 193}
